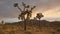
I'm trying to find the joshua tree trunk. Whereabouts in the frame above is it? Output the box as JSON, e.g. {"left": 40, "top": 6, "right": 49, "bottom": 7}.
{"left": 39, "top": 18, "right": 41, "bottom": 20}
{"left": 24, "top": 20, "right": 27, "bottom": 31}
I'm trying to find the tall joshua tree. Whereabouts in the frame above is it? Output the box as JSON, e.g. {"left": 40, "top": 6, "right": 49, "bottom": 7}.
{"left": 36, "top": 13, "right": 44, "bottom": 20}
{"left": 14, "top": 2, "right": 36, "bottom": 31}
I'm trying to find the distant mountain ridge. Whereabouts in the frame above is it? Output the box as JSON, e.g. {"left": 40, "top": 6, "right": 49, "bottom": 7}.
{"left": 1, "top": 20, "right": 60, "bottom": 27}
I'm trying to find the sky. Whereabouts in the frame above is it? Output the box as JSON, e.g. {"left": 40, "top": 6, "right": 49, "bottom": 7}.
{"left": 0, "top": 0, "right": 60, "bottom": 22}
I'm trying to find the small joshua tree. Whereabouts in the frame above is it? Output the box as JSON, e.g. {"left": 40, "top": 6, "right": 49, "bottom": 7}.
{"left": 36, "top": 13, "right": 44, "bottom": 20}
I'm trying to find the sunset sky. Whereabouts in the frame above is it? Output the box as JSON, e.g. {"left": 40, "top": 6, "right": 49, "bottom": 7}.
{"left": 0, "top": 0, "right": 60, "bottom": 22}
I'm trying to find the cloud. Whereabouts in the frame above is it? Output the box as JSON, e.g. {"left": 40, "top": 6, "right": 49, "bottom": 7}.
{"left": 0, "top": 0, "right": 60, "bottom": 21}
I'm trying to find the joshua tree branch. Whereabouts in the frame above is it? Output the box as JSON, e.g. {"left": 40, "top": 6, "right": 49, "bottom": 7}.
{"left": 23, "top": 7, "right": 25, "bottom": 11}
{"left": 31, "top": 6, "right": 36, "bottom": 11}
{"left": 17, "top": 6, "right": 22, "bottom": 12}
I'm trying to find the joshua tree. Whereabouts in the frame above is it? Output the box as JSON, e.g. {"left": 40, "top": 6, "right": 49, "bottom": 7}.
{"left": 1, "top": 20, "right": 4, "bottom": 24}
{"left": 36, "top": 13, "right": 44, "bottom": 20}
{"left": 14, "top": 2, "right": 36, "bottom": 31}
